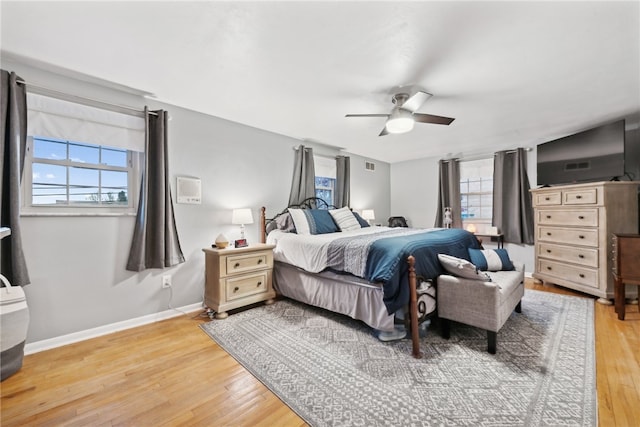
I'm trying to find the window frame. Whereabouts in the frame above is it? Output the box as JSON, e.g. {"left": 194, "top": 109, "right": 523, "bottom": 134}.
{"left": 22, "top": 136, "right": 141, "bottom": 216}
{"left": 459, "top": 157, "right": 494, "bottom": 232}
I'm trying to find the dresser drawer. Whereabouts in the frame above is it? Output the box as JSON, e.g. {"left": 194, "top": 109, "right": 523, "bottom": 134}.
{"left": 536, "top": 209, "right": 598, "bottom": 227}
{"left": 538, "top": 259, "right": 599, "bottom": 288}
{"left": 563, "top": 188, "right": 597, "bottom": 205}
{"left": 537, "top": 242, "right": 598, "bottom": 268}
{"left": 533, "top": 191, "right": 562, "bottom": 206}
{"left": 225, "top": 271, "right": 269, "bottom": 301}
{"left": 537, "top": 226, "right": 599, "bottom": 246}
{"left": 225, "top": 252, "right": 271, "bottom": 275}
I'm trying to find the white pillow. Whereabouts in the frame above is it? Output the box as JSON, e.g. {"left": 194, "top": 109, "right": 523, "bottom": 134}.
{"left": 288, "top": 208, "right": 311, "bottom": 235}
{"left": 438, "top": 254, "right": 491, "bottom": 281}
{"left": 329, "top": 207, "right": 361, "bottom": 231}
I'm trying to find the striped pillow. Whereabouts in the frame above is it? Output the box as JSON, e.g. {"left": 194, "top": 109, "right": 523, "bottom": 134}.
{"left": 288, "top": 208, "right": 338, "bottom": 235}
{"left": 468, "top": 248, "right": 514, "bottom": 271}
{"left": 329, "top": 207, "right": 361, "bottom": 231}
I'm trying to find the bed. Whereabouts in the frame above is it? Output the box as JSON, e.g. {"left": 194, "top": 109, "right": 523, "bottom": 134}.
{"left": 259, "top": 198, "right": 482, "bottom": 358}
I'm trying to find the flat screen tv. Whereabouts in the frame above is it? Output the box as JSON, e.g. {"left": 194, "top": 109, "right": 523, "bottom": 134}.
{"left": 536, "top": 119, "right": 625, "bottom": 186}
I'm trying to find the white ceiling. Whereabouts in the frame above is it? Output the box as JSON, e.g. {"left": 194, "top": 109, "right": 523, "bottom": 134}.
{"left": 1, "top": 1, "right": 639, "bottom": 163}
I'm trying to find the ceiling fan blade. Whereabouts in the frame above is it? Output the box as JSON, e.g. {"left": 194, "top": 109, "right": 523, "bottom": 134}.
{"left": 413, "top": 113, "right": 455, "bottom": 125}
{"left": 401, "top": 91, "right": 432, "bottom": 113}
{"left": 345, "top": 114, "right": 390, "bottom": 118}
{"left": 378, "top": 126, "right": 389, "bottom": 136}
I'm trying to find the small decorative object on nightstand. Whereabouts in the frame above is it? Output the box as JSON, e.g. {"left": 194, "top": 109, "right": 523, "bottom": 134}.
{"left": 202, "top": 243, "right": 276, "bottom": 319}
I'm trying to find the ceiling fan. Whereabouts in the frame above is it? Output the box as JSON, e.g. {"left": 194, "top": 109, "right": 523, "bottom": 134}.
{"left": 345, "top": 91, "right": 455, "bottom": 136}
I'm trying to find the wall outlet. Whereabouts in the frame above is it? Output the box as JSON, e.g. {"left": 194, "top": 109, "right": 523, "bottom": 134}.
{"left": 161, "top": 275, "right": 172, "bottom": 288}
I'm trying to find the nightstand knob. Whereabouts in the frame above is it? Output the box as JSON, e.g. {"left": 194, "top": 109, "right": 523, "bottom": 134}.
{"left": 257, "top": 259, "right": 263, "bottom": 264}
{"left": 257, "top": 281, "right": 262, "bottom": 287}
{"left": 578, "top": 215, "right": 585, "bottom": 220}
{"left": 546, "top": 215, "right": 551, "bottom": 219}
{"left": 579, "top": 235, "right": 585, "bottom": 239}
{"left": 546, "top": 249, "right": 552, "bottom": 253}
{"left": 578, "top": 254, "right": 584, "bottom": 259}
{"left": 547, "top": 266, "right": 552, "bottom": 270}
{"left": 234, "top": 262, "right": 240, "bottom": 268}
{"left": 233, "top": 286, "right": 239, "bottom": 293}
{"left": 579, "top": 274, "right": 585, "bottom": 278}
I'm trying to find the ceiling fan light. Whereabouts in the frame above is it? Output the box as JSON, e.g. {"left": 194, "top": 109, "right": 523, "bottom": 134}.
{"left": 385, "top": 109, "right": 414, "bottom": 134}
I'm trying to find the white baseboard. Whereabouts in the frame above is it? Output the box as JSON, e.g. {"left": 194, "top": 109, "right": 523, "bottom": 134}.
{"left": 25, "top": 302, "right": 204, "bottom": 355}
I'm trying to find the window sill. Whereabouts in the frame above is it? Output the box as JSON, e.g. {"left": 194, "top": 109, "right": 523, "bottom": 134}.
{"left": 21, "top": 211, "right": 137, "bottom": 218}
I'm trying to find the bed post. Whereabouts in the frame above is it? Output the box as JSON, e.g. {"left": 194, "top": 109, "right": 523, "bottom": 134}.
{"left": 408, "top": 255, "right": 422, "bottom": 358}
{"left": 260, "top": 207, "right": 266, "bottom": 244}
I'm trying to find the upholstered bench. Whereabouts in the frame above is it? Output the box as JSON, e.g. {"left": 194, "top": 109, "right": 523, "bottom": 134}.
{"left": 436, "top": 253, "right": 525, "bottom": 354}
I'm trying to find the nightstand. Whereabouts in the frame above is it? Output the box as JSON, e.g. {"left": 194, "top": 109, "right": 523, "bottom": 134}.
{"left": 202, "top": 243, "right": 276, "bottom": 319}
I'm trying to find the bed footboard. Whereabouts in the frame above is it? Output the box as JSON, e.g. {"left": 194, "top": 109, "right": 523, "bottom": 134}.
{"left": 407, "top": 256, "right": 422, "bottom": 358}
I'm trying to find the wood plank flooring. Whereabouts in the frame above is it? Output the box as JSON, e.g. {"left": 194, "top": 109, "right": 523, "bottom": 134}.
{"left": 2, "top": 281, "right": 639, "bottom": 426}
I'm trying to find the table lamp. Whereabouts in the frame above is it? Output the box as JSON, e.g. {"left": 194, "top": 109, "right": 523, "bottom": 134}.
{"left": 232, "top": 208, "right": 253, "bottom": 247}
{"left": 361, "top": 209, "right": 375, "bottom": 225}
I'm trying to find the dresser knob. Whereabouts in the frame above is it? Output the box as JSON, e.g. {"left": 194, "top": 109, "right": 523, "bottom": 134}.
{"left": 578, "top": 215, "right": 585, "bottom": 220}
{"left": 234, "top": 262, "right": 240, "bottom": 268}
{"left": 578, "top": 254, "right": 584, "bottom": 259}
{"left": 546, "top": 249, "right": 552, "bottom": 253}
{"left": 257, "top": 281, "right": 262, "bottom": 287}
{"left": 257, "top": 259, "right": 263, "bottom": 264}
{"left": 579, "top": 235, "right": 585, "bottom": 239}
{"left": 233, "top": 286, "right": 239, "bottom": 292}
{"left": 576, "top": 195, "right": 582, "bottom": 199}
{"left": 579, "top": 274, "right": 585, "bottom": 278}
{"left": 546, "top": 232, "right": 552, "bottom": 236}
{"left": 547, "top": 266, "right": 552, "bottom": 270}
{"left": 545, "top": 197, "right": 550, "bottom": 201}
{"left": 546, "top": 215, "right": 551, "bottom": 219}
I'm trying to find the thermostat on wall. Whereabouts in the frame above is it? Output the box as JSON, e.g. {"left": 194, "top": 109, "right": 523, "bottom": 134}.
{"left": 176, "top": 177, "right": 202, "bottom": 204}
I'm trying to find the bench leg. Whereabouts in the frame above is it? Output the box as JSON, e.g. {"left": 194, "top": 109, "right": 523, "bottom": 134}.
{"left": 488, "top": 331, "right": 497, "bottom": 354}
{"left": 440, "top": 318, "right": 451, "bottom": 339}
{"left": 515, "top": 301, "right": 522, "bottom": 313}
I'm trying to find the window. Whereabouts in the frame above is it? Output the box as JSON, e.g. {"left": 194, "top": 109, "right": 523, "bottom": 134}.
{"left": 460, "top": 158, "right": 494, "bottom": 232}
{"left": 22, "top": 92, "right": 145, "bottom": 215}
{"left": 314, "top": 156, "right": 336, "bottom": 207}
{"left": 23, "top": 137, "right": 140, "bottom": 214}
{"left": 315, "top": 176, "right": 335, "bottom": 206}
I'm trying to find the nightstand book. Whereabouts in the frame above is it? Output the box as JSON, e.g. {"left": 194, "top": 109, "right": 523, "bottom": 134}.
{"left": 203, "top": 243, "right": 276, "bottom": 319}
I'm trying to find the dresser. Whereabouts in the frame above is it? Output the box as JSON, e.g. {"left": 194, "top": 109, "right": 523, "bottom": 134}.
{"left": 203, "top": 243, "right": 276, "bottom": 319}
{"left": 531, "top": 181, "right": 639, "bottom": 302}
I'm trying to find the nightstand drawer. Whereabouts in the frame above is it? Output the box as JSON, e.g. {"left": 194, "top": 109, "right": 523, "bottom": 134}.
{"left": 225, "top": 271, "right": 269, "bottom": 301}
{"left": 226, "top": 252, "right": 270, "bottom": 275}
{"left": 536, "top": 209, "right": 598, "bottom": 227}
{"left": 537, "top": 226, "right": 598, "bottom": 246}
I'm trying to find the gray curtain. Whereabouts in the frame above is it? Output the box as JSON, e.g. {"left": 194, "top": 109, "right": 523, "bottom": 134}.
{"left": 434, "top": 159, "right": 462, "bottom": 228}
{"left": 334, "top": 156, "right": 350, "bottom": 208}
{"left": 0, "top": 70, "right": 30, "bottom": 286}
{"left": 493, "top": 148, "right": 534, "bottom": 244}
{"left": 126, "top": 108, "right": 185, "bottom": 271}
{"left": 288, "top": 145, "right": 316, "bottom": 206}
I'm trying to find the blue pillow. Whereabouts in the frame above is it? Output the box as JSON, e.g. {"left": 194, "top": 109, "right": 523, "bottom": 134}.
{"left": 288, "top": 208, "right": 339, "bottom": 235}
{"left": 468, "top": 248, "right": 514, "bottom": 271}
{"left": 352, "top": 211, "right": 370, "bottom": 227}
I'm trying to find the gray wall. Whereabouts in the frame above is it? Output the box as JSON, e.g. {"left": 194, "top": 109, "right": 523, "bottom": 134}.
{"left": 6, "top": 59, "right": 390, "bottom": 344}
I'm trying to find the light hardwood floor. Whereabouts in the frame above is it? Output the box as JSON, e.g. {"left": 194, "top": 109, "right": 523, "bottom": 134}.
{"left": 1, "top": 281, "right": 639, "bottom": 426}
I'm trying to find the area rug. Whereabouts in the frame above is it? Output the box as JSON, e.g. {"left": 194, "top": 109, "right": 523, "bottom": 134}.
{"left": 200, "top": 289, "right": 596, "bottom": 426}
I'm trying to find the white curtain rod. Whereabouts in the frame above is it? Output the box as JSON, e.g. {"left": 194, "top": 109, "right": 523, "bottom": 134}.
{"left": 444, "top": 147, "right": 532, "bottom": 162}
{"left": 15, "top": 78, "right": 157, "bottom": 117}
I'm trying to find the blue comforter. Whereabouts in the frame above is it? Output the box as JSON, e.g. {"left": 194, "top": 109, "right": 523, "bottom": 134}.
{"left": 328, "top": 228, "right": 481, "bottom": 315}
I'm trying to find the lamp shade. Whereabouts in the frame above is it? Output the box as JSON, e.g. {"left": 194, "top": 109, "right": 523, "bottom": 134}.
{"left": 361, "top": 209, "right": 375, "bottom": 220}
{"left": 231, "top": 208, "right": 254, "bottom": 225}
{"left": 385, "top": 108, "right": 414, "bottom": 134}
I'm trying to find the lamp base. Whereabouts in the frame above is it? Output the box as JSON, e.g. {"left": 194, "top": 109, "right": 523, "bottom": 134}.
{"left": 234, "top": 239, "right": 248, "bottom": 248}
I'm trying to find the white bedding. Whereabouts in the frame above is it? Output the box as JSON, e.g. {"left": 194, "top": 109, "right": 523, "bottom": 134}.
{"left": 266, "top": 227, "right": 391, "bottom": 273}
{"left": 266, "top": 226, "right": 436, "bottom": 275}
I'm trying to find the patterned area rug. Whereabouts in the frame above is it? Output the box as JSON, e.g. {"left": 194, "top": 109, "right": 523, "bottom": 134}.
{"left": 200, "top": 289, "right": 596, "bottom": 426}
